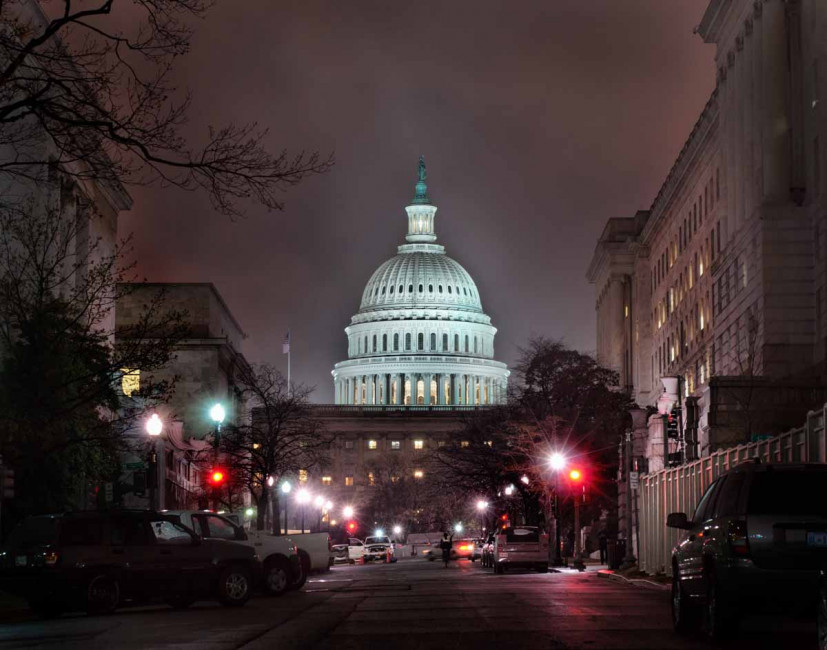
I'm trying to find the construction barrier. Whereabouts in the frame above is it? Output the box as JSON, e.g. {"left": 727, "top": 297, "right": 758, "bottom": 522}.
{"left": 638, "top": 405, "right": 827, "bottom": 576}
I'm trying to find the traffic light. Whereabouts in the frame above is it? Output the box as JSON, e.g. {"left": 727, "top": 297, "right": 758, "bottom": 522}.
{"left": 347, "top": 521, "right": 357, "bottom": 533}
{"left": 666, "top": 407, "right": 680, "bottom": 439}
{"left": 208, "top": 469, "right": 226, "bottom": 486}
{"left": 1, "top": 467, "right": 14, "bottom": 499}
{"left": 569, "top": 469, "right": 582, "bottom": 482}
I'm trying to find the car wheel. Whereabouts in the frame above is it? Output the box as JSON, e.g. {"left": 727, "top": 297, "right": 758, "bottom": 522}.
{"left": 818, "top": 577, "right": 827, "bottom": 650}
{"left": 86, "top": 573, "right": 119, "bottom": 615}
{"left": 165, "top": 594, "right": 196, "bottom": 610}
{"left": 671, "top": 568, "right": 699, "bottom": 635}
{"left": 703, "top": 567, "right": 738, "bottom": 639}
{"left": 29, "top": 599, "right": 63, "bottom": 619}
{"left": 218, "top": 565, "right": 252, "bottom": 607}
{"left": 289, "top": 558, "right": 308, "bottom": 591}
{"left": 264, "top": 558, "right": 290, "bottom": 596}
{"left": 536, "top": 565, "right": 549, "bottom": 573}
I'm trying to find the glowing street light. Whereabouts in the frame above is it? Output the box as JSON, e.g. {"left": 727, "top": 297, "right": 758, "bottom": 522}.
{"left": 313, "top": 495, "right": 325, "bottom": 508}
{"left": 476, "top": 499, "right": 488, "bottom": 512}
{"left": 145, "top": 413, "right": 163, "bottom": 437}
{"left": 375, "top": 528, "right": 385, "bottom": 537}
{"left": 209, "top": 403, "right": 226, "bottom": 425}
{"left": 454, "top": 522, "right": 463, "bottom": 533}
{"left": 296, "top": 488, "right": 311, "bottom": 534}
{"left": 281, "top": 481, "right": 292, "bottom": 494}
{"left": 569, "top": 469, "right": 582, "bottom": 481}
{"left": 281, "top": 480, "right": 292, "bottom": 535}
{"left": 245, "top": 507, "right": 254, "bottom": 517}
{"left": 324, "top": 500, "right": 333, "bottom": 510}
{"left": 520, "top": 475, "right": 530, "bottom": 485}
{"left": 549, "top": 452, "right": 566, "bottom": 471}
{"left": 267, "top": 476, "right": 274, "bottom": 487}
{"left": 504, "top": 484, "right": 515, "bottom": 496}
{"left": 343, "top": 505, "right": 354, "bottom": 518}
{"left": 393, "top": 525, "right": 402, "bottom": 536}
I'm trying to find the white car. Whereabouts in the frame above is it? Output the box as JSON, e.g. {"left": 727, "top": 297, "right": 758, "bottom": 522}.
{"left": 364, "top": 536, "right": 395, "bottom": 563}
{"left": 492, "top": 526, "right": 549, "bottom": 574}
{"left": 280, "top": 532, "right": 334, "bottom": 573}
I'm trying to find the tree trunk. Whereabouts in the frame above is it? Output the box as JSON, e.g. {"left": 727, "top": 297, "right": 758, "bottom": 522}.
{"left": 272, "top": 492, "right": 281, "bottom": 536}
{"left": 256, "top": 488, "right": 268, "bottom": 531}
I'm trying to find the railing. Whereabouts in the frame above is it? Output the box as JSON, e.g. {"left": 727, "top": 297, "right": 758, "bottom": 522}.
{"left": 638, "top": 404, "right": 827, "bottom": 576}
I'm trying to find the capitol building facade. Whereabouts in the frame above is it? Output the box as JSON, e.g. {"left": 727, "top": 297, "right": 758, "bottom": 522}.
{"left": 332, "top": 159, "right": 510, "bottom": 406}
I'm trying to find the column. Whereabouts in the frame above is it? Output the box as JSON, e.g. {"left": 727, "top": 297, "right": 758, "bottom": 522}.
{"left": 344, "top": 378, "right": 350, "bottom": 405}
{"left": 425, "top": 373, "right": 433, "bottom": 405}
{"left": 762, "top": 0, "right": 791, "bottom": 200}
{"left": 437, "top": 373, "right": 445, "bottom": 405}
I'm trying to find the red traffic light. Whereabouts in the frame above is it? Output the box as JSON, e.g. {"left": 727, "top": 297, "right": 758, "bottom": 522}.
{"left": 501, "top": 514, "right": 508, "bottom": 521}
{"left": 347, "top": 521, "right": 357, "bottom": 532}
{"left": 209, "top": 470, "right": 226, "bottom": 485}
{"left": 569, "top": 469, "right": 582, "bottom": 481}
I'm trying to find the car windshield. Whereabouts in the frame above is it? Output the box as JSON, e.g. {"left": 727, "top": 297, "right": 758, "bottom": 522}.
{"left": 501, "top": 527, "right": 540, "bottom": 542}
{"left": 365, "top": 537, "right": 390, "bottom": 545}
{"left": 748, "top": 468, "right": 827, "bottom": 517}
{"left": 5, "top": 516, "right": 59, "bottom": 549}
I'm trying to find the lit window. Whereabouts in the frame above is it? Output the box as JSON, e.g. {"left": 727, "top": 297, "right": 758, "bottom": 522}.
{"left": 390, "top": 475, "right": 400, "bottom": 483}
{"left": 322, "top": 476, "right": 332, "bottom": 485}
{"left": 391, "top": 440, "right": 401, "bottom": 450}
{"left": 461, "top": 441, "right": 470, "bottom": 448}
{"left": 485, "top": 440, "right": 493, "bottom": 447}
{"left": 121, "top": 368, "right": 140, "bottom": 397}
{"left": 344, "top": 440, "right": 354, "bottom": 450}
{"left": 345, "top": 476, "right": 354, "bottom": 487}
{"left": 438, "top": 441, "right": 446, "bottom": 447}
{"left": 624, "top": 305, "right": 629, "bottom": 318}
{"left": 368, "top": 440, "right": 377, "bottom": 450}
{"left": 413, "top": 470, "right": 424, "bottom": 479}
{"left": 299, "top": 469, "right": 308, "bottom": 483}
{"left": 414, "top": 440, "right": 424, "bottom": 450}
{"left": 368, "top": 472, "right": 375, "bottom": 486}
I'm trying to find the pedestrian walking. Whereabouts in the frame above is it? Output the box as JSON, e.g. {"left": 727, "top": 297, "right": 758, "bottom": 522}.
{"left": 439, "top": 531, "right": 454, "bottom": 568}
{"left": 598, "top": 531, "right": 608, "bottom": 565}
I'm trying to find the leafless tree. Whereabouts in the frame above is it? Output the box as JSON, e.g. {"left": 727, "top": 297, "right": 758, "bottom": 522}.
{"left": 215, "top": 364, "right": 330, "bottom": 533}
{"left": 0, "top": 0, "right": 332, "bottom": 217}
{"left": 0, "top": 202, "right": 187, "bottom": 516}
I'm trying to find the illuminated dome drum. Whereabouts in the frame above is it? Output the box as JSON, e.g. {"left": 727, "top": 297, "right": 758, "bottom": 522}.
{"left": 332, "top": 158, "right": 510, "bottom": 405}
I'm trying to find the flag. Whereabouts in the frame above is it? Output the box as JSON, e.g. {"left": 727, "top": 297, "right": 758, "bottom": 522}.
{"left": 282, "top": 330, "right": 290, "bottom": 354}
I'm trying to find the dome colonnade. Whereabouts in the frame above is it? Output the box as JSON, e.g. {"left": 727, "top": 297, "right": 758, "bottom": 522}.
{"left": 332, "top": 157, "right": 510, "bottom": 405}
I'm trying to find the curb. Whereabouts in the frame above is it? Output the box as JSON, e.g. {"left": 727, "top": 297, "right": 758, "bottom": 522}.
{"left": 596, "top": 569, "right": 670, "bottom": 592}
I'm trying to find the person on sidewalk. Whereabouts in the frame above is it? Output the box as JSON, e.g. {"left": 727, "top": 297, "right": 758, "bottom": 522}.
{"left": 598, "top": 530, "right": 608, "bottom": 565}
{"left": 439, "top": 531, "right": 454, "bottom": 568}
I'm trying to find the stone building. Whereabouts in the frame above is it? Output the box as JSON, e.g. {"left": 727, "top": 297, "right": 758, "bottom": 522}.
{"left": 332, "top": 157, "right": 510, "bottom": 406}
{"left": 116, "top": 282, "right": 250, "bottom": 510}
{"left": 588, "top": 0, "right": 827, "bottom": 474}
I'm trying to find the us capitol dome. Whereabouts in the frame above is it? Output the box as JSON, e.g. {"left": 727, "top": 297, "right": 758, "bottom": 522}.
{"left": 332, "top": 157, "right": 510, "bottom": 406}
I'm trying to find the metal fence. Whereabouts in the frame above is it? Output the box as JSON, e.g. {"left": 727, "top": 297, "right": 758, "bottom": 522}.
{"left": 638, "top": 404, "right": 827, "bottom": 576}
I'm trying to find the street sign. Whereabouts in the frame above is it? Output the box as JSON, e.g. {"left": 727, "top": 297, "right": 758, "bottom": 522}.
{"left": 629, "top": 471, "right": 639, "bottom": 490}
{"left": 126, "top": 461, "right": 147, "bottom": 470}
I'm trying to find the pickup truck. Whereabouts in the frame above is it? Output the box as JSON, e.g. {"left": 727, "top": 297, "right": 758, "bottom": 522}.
{"left": 166, "top": 510, "right": 303, "bottom": 596}
{"left": 283, "top": 532, "right": 333, "bottom": 573}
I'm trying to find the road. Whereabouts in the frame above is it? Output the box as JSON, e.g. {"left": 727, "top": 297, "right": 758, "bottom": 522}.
{"left": 0, "top": 558, "right": 817, "bottom": 649}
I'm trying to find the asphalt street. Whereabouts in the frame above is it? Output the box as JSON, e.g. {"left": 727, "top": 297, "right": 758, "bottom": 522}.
{"left": 0, "top": 558, "right": 817, "bottom": 649}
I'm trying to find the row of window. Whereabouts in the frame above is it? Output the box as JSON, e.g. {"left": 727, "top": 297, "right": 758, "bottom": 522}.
{"left": 369, "top": 281, "right": 476, "bottom": 300}
{"left": 354, "top": 331, "right": 487, "bottom": 356}
{"left": 653, "top": 168, "right": 720, "bottom": 291}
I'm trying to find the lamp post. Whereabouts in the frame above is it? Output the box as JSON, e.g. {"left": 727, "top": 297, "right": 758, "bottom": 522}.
{"left": 549, "top": 452, "right": 566, "bottom": 567}
{"left": 145, "top": 414, "right": 163, "bottom": 511}
{"left": 281, "top": 481, "right": 292, "bottom": 535}
{"left": 476, "top": 499, "right": 488, "bottom": 537}
{"left": 314, "top": 495, "right": 325, "bottom": 532}
{"left": 296, "top": 488, "right": 311, "bottom": 534}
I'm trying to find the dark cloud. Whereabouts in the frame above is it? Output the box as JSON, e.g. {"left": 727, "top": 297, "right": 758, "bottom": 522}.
{"left": 120, "top": 0, "right": 715, "bottom": 401}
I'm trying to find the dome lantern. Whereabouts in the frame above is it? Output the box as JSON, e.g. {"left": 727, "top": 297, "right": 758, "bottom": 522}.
{"left": 406, "top": 156, "right": 437, "bottom": 244}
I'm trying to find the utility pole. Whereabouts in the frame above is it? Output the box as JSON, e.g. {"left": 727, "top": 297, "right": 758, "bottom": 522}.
{"left": 621, "top": 429, "right": 636, "bottom": 569}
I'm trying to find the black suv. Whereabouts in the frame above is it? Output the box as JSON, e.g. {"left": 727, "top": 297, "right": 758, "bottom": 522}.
{"left": 667, "top": 462, "right": 827, "bottom": 642}
{"left": 0, "top": 510, "right": 261, "bottom": 616}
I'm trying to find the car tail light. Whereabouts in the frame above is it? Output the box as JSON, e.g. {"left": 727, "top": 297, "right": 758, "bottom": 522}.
{"left": 727, "top": 520, "right": 750, "bottom": 557}
{"left": 44, "top": 552, "right": 59, "bottom": 566}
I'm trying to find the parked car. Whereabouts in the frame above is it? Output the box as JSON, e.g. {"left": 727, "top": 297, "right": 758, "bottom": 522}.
{"left": 331, "top": 544, "right": 350, "bottom": 564}
{"left": 481, "top": 532, "right": 496, "bottom": 567}
{"left": 0, "top": 511, "right": 260, "bottom": 617}
{"left": 166, "top": 510, "right": 302, "bottom": 596}
{"left": 471, "top": 539, "right": 484, "bottom": 562}
{"left": 342, "top": 538, "right": 366, "bottom": 563}
{"left": 492, "top": 526, "right": 549, "bottom": 574}
{"left": 363, "top": 535, "right": 395, "bottom": 562}
{"left": 667, "top": 462, "right": 827, "bottom": 642}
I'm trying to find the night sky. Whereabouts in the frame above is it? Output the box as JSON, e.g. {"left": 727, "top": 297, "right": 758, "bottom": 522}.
{"left": 120, "top": 0, "right": 716, "bottom": 403}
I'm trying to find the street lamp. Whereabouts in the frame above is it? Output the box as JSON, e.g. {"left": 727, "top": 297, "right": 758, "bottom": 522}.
{"left": 547, "top": 452, "right": 567, "bottom": 567}
{"left": 144, "top": 414, "right": 163, "bottom": 510}
{"left": 343, "top": 505, "right": 354, "bottom": 519}
{"left": 314, "top": 495, "right": 325, "bottom": 531}
{"left": 476, "top": 499, "right": 488, "bottom": 536}
{"left": 209, "top": 403, "right": 226, "bottom": 427}
{"left": 520, "top": 474, "right": 530, "bottom": 485}
{"left": 454, "top": 522, "right": 463, "bottom": 534}
{"left": 267, "top": 476, "right": 274, "bottom": 487}
{"left": 281, "top": 481, "right": 292, "bottom": 535}
{"left": 392, "top": 525, "right": 402, "bottom": 537}
{"left": 296, "top": 488, "right": 311, "bottom": 533}
{"left": 504, "top": 484, "right": 514, "bottom": 496}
